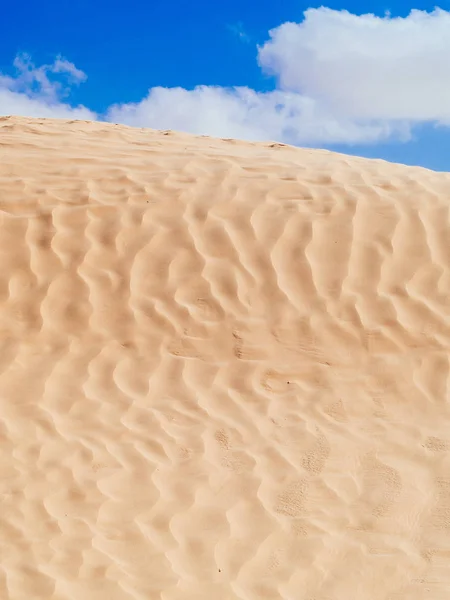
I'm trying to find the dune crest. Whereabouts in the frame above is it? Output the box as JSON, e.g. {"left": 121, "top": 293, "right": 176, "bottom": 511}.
{"left": 0, "top": 116, "right": 449, "bottom": 599}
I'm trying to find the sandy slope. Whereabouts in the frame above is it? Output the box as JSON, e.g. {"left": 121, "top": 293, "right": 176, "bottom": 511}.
{"left": 0, "top": 116, "right": 449, "bottom": 600}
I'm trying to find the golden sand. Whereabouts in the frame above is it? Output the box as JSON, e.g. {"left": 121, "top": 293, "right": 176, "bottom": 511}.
{"left": 0, "top": 116, "right": 449, "bottom": 599}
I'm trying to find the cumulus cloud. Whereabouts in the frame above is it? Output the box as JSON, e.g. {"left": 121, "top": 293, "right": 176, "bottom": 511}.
{"left": 106, "top": 8, "right": 450, "bottom": 144}
{"left": 258, "top": 8, "right": 450, "bottom": 121}
{"left": 105, "top": 86, "right": 399, "bottom": 144}
{"left": 0, "top": 53, "right": 95, "bottom": 119}
{"left": 3, "top": 8, "right": 450, "bottom": 144}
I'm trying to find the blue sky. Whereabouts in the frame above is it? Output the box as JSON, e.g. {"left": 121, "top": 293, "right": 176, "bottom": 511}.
{"left": 1, "top": 0, "right": 450, "bottom": 171}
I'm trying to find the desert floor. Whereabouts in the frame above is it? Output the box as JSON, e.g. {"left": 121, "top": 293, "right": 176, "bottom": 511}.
{"left": 0, "top": 116, "right": 449, "bottom": 599}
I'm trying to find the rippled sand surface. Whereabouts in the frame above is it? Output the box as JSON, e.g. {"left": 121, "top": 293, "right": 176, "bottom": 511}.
{"left": 0, "top": 116, "right": 449, "bottom": 599}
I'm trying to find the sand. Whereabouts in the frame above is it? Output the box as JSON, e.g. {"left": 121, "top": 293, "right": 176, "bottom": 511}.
{"left": 0, "top": 115, "right": 449, "bottom": 599}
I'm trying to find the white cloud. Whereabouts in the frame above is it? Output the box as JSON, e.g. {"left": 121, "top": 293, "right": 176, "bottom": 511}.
{"left": 0, "top": 53, "right": 95, "bottom": 120}
{"left": 258, "top": 8, "right": 450, "bottom": 121}
{"left": 106, "top": 85, "right": 400, "bottom": 144}
{"left": 107, "top": 8, "right": 450, "bottom": 144}
{"left": 3, "top": 8, "right": 450, "bottom": 144}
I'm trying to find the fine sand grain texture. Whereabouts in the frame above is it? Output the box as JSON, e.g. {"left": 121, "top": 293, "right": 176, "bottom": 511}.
{"left": 0, "top": 115, "right": 449, "bottom": 600}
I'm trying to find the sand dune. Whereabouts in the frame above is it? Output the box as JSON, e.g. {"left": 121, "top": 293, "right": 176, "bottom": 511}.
{"left": 0, "top": 115, "right": 449, "bottom": 599}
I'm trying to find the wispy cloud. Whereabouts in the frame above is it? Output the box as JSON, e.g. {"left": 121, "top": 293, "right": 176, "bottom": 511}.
{"left": 0, "top": 53, "right": 94, "bottom": 119}
{"left": 3, "top": 8, "right": 450, "bottom": 145}
{"left": 227, "top": 21, "right": 251, "bottom": 44}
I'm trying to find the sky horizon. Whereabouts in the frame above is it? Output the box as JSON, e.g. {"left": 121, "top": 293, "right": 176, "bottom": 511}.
{"left": 2, "top": 1, "right": 450, "bottom": 171}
